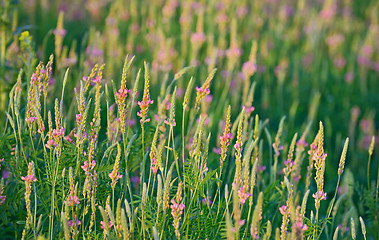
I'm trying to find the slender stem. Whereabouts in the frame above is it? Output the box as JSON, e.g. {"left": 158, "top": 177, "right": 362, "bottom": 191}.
{"left": 367, "top": 153, "right": 372, "bottom": 191}
{"left": 112, "top": 187, "right": 115, "bottom": 213}
{"left": 242, "top": 202, "right": 253, "bottom": 239}
{"left": 29, "top": 128, "right": 35, "bottom": 152}
{"left": 147, "top": 167, "right": 153, "bottom": 200}
{"left": 33, "top": 182, "right": 37, "bottom": 240}
{"left": 164, "top": 127, "right": 172, "bottom": 177}
{"left": 75, "top": 143, "right": 81, "bottom": 177}
{"left": 140, "top": 125, "right": 145, "bottom": 193}
{"left": 215, "top": 189, "right": 233, "bottom": 235}
{"left": 122, "top": 132, "right": 134, "bottom": 207}
{"left": 160, "top": 212, "right": 167, "bottom": 239}
{"left": 171, "top": 125, "right": 181, "bottom": 182}
{"left": 50, "top": 183, "right": 55, "bottom": 240}
{"left": 320, "top": 176, "right": 341, "bottom": 239}
{"left": 182, "top": 109, "right": 186, "bottom": 164}
{"left": 314, "top": 207, "right": 319, "bottom": 240}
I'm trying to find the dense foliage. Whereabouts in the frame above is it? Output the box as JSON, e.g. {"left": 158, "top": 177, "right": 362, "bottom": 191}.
{"left": 0, "top": 0, "right": 378, "bottom": 239}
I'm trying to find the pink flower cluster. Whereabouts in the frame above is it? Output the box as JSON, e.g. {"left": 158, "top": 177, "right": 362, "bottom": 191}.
{"left": 220, "top": 133, "right": 233, "bottom": 144}
{"left": 116, "top": 88, "right": 130, "bottom": 100}
{"left": 46, "top": 127, "right": 65, "bottom": 148}
{"left": 296, "top": 139, "right": 308, "bottom": 150}
{"left": 68, "top": 218, "right": 81, "bottom": 228}
{"left": 151, "top": 158, "right": 158, "bottom": 175}
{"left": 312, "top": 151, "right": 327, "bottom": 162}
{"left": 53, "top": 127, "right": 65, "bottom": 137}
{"left": 279, "top": 205, "right": 288, "bottom": 215}
{"left": 81, "top": 160, "right": 96, "bottom": 174}
{"left": 195, "top": 86, "right": 210, "bottom": 95}
{"left": 242, "top": 105, "right": 255, "bottom": 114}
{"left": 307, "top": 142, "right": 318, "bottom": 156}
{"left": 257, "top": 165, "right": 266, "bottom": 173}
{"left": 234, "top": 142, "right": 242, "bottom": 152}
{"left": 312, "top": 190, "right": 327, "bottom": 201}
{"left": 226, "top": 47, "right": 243, "bottom": 59}
{"left": 53, "top": 28, "right": 67, "bottom": 37}
{"left": 164, "top": 118, "right": 176, "bottom": 126}
{"left": 201, "top": 197, "right": 212, "bottom": 206}
{"left": 137, "top": 94, "right": 154, "bottom": 125}
{"left": 242, "top": 61, "right": 257, "bottom": 78}
{"left": 66, "top": 195, "right": 80, "bottom": 206}
{"left": 0, "top": 179, "right": 6, "bottom": 205}
{"left": 171, "top": 181, "right": 184, "bottom": 238}
{"left": 109, "top": 171, "right": 122, "bottom": 186}
{"left": 76, "top": 113, "right": 83, "bottom": 125}
{"left": 283, "top": 160, "right": 294, "bottom": 176}
{"left": 273, "top": 142, "right": 284, "bottom": 157}
{"left": 101, "top": 220, "right": 113, "bottom": 229}
{"left": 91, "top": 75, "right": 102, "bottom": 85}
{"left": 293, "top": 206, "right": 308, "bottom": 236}
{"left": 25, "top": 117, "right": 38, "bottom": 124}
{"left": 238, "top": 187, "right": 252, "bottom": 204}
{"left": 191, "top": 32, "right": 206, "bottom": 46}
{"left": 73, "top": 131, "right": 87, "bottom": 139}
{"left": 21, "top": 172, "right": 37, "bottom": 183}
{"left": 294, "top": 218, "right": 308, "bottom": 232}
{"left": 170, "top": 199, "right": 185, "bottom": 216}
{"left": 0, "top": 195, "right": 5, "bottom": 205}
{"left": 320, "top": 5, "right": 336, "bottom": 20}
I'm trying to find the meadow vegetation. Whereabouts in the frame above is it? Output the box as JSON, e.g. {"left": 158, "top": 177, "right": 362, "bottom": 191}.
{"left": 0, "top": 0, "right": 378, "bottom": 239}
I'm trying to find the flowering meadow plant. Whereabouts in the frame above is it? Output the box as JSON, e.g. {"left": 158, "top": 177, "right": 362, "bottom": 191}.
{"left": 0, "top": 0, "right": 378, "bottom": 239}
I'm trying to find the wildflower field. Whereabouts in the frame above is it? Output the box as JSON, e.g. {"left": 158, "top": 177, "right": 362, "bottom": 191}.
{"left": 0, "top": 0, "right": 379, "bottom": 239}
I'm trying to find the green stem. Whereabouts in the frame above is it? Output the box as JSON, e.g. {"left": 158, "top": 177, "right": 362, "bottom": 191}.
{"left": 170, "top": 125, "right": 181, "bottom": 182}
{"left": 164, "top": 126, "right": 172, "bottom": 177}
{"left": 140, "top": 125, "right": 145, "bottom": 192}
{"left": 321, "top": 177, "right": 341, "bottom": 239}
{"left": 367, "top": 153, "right": 372, "bottom": 191}
{"left": 182, "top": 109, "right": 186, "bottom": 164}
{"left": 314, "top": 207, "right": 319, "bottom": 240}
{"left": 112, "top": 187, "right": 115, "bottom": 213}
{"left": 33, "top": 182, "right": 37, "bottom": 240}
{"left": 122, "top": 132, "right": 134, "bottom": 207}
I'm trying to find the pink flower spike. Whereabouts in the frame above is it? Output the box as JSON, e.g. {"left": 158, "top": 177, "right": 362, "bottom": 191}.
{"left": 279, "top": 205, "right": 288, "bottom": 215}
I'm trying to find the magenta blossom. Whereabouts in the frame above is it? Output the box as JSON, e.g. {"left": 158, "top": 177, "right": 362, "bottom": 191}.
{"left": 242, "top": 105, "right": 255, "bottom": 114}
{"left": 68, "top": 218, "right": 81, "bottom": 228}
{"left": 242, "top": 61, "right": 257, "bottom": 77}
{"left": 213, "top": 147, "right": 221, "bottom": 155}
{"left": 81, "top": 160, "right": 96, "bottom": 173}
{"left": 195, "top": 86, "right": 210, "bottom": 95}
{"left": 191, "top": 32, "right": 206, "bottom": 46}
{"left": 65, "top": 195, "right": 80, "bottom": 206}
{"left": 312, "top": 190, "right": 327, "bottom": 201}
{"left": 100, "top": 220, "right": 113, "bottom": 229}
{"left": 53, "top": 28, "right": 67, "bottom": 37}
{"left": 279, "top": 205, "right": 288, "bottom": 215}
{"left": 238, "top": 187, "right": 252, "bottom": 204}
{"left": 21, "top": 174, "right": 37, "bottom": 183}
{"left": 201, "top": 197, "right": 212, "bottom": 206}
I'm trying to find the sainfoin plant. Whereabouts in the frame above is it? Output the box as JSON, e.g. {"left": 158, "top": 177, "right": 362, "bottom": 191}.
{"left": 0, "top": 0, "right": 378, "bottom": 239}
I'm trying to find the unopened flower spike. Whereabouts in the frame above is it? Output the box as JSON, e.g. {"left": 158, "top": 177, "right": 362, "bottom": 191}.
{"left": 164, "top": 87, "right": 177, "bottom": 127}
{"left": 233, "top": 107, "right": 245, "bottom": 191}
{"left": 137, "top": 62, "right": 154, "bottom": 126}
{"left": 171, "top": 181, "right": 184, "bottom": 239}
{"left": 195, "top": 68, "right": 217, "bottom": 110}
{"left": 150, "top": 125, "right": 161, "bottom": 175}
{"left": 109, "top": 143, "right": 122, "bottom": 188}
{"left": 313, "top": 122, "right": 327, "bottom": 214}
{"left": 220, "top": 105, "right": 233, "bottom": 169}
